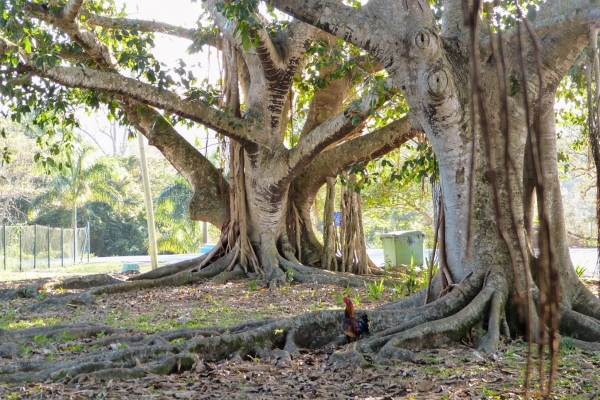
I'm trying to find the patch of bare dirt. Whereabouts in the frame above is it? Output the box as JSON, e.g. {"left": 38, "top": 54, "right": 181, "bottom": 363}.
{"left": 1, "top": 277, "right": 600, "bottom": 399}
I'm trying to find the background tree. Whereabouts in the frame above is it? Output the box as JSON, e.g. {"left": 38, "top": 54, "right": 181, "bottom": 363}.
{"left": 0, "top": 119, "right": 48, "bottom": 223}
{"left": 1, "top": 0, "right": 414, "bottom": 286}
{"left": 31, "top": 144, "right": 122, "bottom": 230}
{"left": 154, "top": 175, "right": 213, "bottom": 254}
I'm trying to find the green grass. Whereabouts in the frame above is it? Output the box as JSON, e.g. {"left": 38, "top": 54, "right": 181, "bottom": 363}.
{"left": 366, "top": 278, "right": 385, "bottom": 301}
{"left": 33, "top": 334, "right": 50, "bottom": 346}
{"left": 2, "top": 316, "right": 62, "bottom": 330}
{"left": 0, "top": 260, "right": 167, "bottom": 282}
{"left": 57, "top": 330, "right": 76, "bottom": 343}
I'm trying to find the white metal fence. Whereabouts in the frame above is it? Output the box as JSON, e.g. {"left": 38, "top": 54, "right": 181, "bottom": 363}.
{"left": 1, "top": 224, "right": 90, "bottom": 271}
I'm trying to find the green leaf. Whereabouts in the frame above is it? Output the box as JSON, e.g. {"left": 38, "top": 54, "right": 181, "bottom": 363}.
{"left": 1, "top": 147, "right": 11, "bottom": 164}
{"left": 241, "top": 34, "right": 251, "bottom": 51}
{"left": 22, "top": 37, "right": 32, "bottom": 54}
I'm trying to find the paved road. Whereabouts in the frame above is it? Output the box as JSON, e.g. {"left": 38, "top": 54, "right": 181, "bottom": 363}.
{"left": 92, "top": 248, "right": 600, "bottom": 277}
{"left": 368, "top": 248, "right": 600, "bottom": 277}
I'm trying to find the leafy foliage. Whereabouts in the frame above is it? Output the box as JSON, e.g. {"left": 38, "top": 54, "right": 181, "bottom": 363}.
{"left": 216, "top": 0, "right": 261, "bottom": 51}
{"left": 155, "top": 175, "right": 213, "bottom": 254}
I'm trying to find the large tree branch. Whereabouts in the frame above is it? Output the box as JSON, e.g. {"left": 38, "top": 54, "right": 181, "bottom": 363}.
{"left": 481, "top": 5, "right": 600, "bottom": 52}
{"left": 254, "top": 19, "right": 318, "bottom": 82}
{"left": 300, "top": 64, "right": 351, "bottom": 138}
{"left": 203, "top": 0, "right": 316, "bottom": 85}
{"left": 532, "top": 0, "right": 596, "bottom": 81}
{"left": 119, "top": 98, "right": 229, "bottom": 227}
{"left": 287, "top": 80, "right": 395, "bottom": 178}
{"left": 24, "top": 1, "right": 116, "bottom": 69}
{"left": 262, "top": 0, "right": 362, "bottom": 45}
{"left": 60, "top": 0, "right": 84, "bottom": 24}
{"left": 441, "top": 0, "right": 466, "bottom": 39}
{"left": 82, "top": 11, "right": 222, "bottom": 50}
{"left": 17, "top": 2, "right": 231, "bottom": 223}
{"left": 0, "top": 39, "right": 253, "bottom": 144}
{"left": 279, "top": 20, "right": 321, "bottom": 67}
{"left": 81, "top": 12, "right": 197, "bottom": 41}
{"left": 294, "top": 115, "right": 418, "bottom": 208}
{"left": 299, "top": 50, "right": 383, "bottom": 139}
{"left": 536, "top": 24, "right": 589, "bottom": 90}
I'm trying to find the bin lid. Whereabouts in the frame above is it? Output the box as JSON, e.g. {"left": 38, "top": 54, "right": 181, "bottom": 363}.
{"left": 380, "top": 230, "right": 425, "bottom": 238}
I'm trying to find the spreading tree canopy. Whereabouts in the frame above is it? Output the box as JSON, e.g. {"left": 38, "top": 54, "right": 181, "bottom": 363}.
{"left": 2, "top": 0, "right": 600, "bottom": 395}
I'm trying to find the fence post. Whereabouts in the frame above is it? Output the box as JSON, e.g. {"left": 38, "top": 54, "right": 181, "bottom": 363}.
{"left": 33, "top": 224, "right": 37, "bottom": 269}
{"left": 87, "top": 222, "right": 90, "bottom": 263}
{"left": 47, "top": 227, "right": 51, "bottom": 268}
{"left": 19, "top": 226, "right": 22, "bottom": 272}
{"left": 61, "top": 228, "right": 64, "bottom": 268}
{"left": 3, "top": 224, "right": 5, "bottom": 271}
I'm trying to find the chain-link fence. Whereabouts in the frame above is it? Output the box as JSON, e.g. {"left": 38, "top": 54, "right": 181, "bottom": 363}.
{"left": 0, "top": 224, "right": 90, "bottom": 271}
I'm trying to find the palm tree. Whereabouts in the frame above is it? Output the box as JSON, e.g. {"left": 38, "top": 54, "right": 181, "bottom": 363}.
{"left": 155, "top": 175, "right": 203, "bottom": 254}
{"left": 32, "top": 143, "right": 123, "bottom": 260}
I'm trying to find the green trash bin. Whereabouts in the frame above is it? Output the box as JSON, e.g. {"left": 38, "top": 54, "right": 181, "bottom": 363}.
{"left": 380, "top": 230, "right": 425, "bottom": 267}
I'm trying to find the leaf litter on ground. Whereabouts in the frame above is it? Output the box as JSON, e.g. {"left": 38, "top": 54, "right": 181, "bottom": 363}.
{"left": 0, "top": 276, "right": 599, "bottom": 398}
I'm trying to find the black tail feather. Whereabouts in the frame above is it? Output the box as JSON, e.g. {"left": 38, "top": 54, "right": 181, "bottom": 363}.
{"left": 357, "top": 314, "right": 369, "bottom": 335}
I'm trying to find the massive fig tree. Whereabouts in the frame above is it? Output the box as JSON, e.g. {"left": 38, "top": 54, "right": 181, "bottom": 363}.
{"left": 259, "top": 0, "right": 600, "bottom": 385}
{"left": 0, "top": 0, "right": 413, "bottom": 285}
{"left": 1, "top": 0, "right": 600, "bottom": 393}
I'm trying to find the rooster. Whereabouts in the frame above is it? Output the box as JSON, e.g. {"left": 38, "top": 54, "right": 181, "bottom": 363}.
{"left": 342, "top": 297, "right": 369, "bottom": 351}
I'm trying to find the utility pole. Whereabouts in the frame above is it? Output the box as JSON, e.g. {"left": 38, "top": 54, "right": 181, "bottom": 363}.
{"left": 138, "top": 133, "right": 158, "bottom": 269}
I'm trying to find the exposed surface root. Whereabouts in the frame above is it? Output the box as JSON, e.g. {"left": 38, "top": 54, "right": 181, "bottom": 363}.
{"left": 0, "top": 324, "right": 122, "bottom": 344}
{"left": 4, "top": 268, "right": 600, "bottom": 385}
{"left": 28, "top": 254, "right": 234, "bottom": 311}
{"left": 0, "top": 277, "right": 512, "bottom": 385}
{"left": 1, "top": 302, "right": 451, "bottom": 383}
{"left": 277, "top": 255, "right": 384, "bottom": 288}
{"left": 365, "top": 285, "right": 472, "bottom": 350}
{"left": 477, "top": 291, "right": 504, "bottom": 354}
{"left": 52, "top": 274, "right": 124, "bottom": 290}
{"left": 568, "top": 338, "right": 600, "bottom": 351}
{"left": 559, "top": 306, "right": 600, "bottom": 342}
{"left": 372, "top": 279, "right": 498, "bottom": 361}
{"left": 0, "top": 285, "right": 43, "bottom": 301}
{"left": 130, "top": 253, "right": 209, "bottom": 281}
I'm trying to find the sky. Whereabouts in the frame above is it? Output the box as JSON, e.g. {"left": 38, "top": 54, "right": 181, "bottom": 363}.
{"left": 117, "top": 0, "right": 206, "bottom": 67}
{"left": 81, "top": 0, "right": 220, "bottom": 157}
